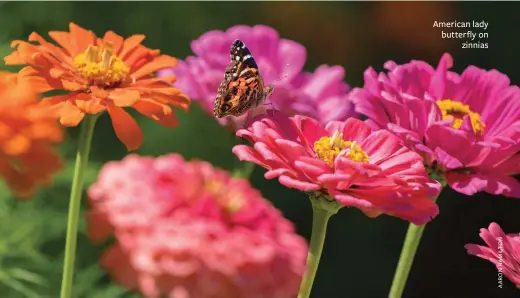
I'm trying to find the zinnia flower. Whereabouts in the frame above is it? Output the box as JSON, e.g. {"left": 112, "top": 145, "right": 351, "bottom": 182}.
{"left": 4, "top": 22, "right": 190, "bottom": 150}
{"left": 0, "top": 71, "right": 62, "bottom": 198}
{"left": 350, "top": 53, "right": 520, "bottom": 197}
{"left": 465, "top": 222, "right": 520, "bottom": 287}
{"left": 87, "top": 154, "right": 307, "bottom": 298}
{"left": 158, "top": 25, "right": 357, "bottom": 130}
{"left": 232, "top": 112, "right": 441, "bottom": 225}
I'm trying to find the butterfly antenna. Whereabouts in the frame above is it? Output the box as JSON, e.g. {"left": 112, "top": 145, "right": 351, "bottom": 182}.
{"left": 271, "top": 64, "right": 290, "bottom": 87}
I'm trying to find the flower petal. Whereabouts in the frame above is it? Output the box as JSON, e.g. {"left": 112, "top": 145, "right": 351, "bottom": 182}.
{"left": 107, "top": 104, "right": 143, "bottom": 151}
{"left": 119, "top": 35, "right": 146, "bottom": 58}
{"left": 68, "top": 22, "right": 96, "bottom": 53}
{"left": 133, "top": 100, "right": 178, "bottom": 128}
{"left": 278, "top": 175, "right": 320, "bottom": 191}
{"left": 59, "top": 101, "right": 85, "bottom": 127}
{"left": 109, "top": 89, "right": 141, "bottom": 107}
{"left": 132, "top": 56, "right": 178, "bottom": 80}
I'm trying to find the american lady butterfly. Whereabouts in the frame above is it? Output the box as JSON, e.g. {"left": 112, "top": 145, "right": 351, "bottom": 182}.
{"left": 213, "top": 40, "right": 274, "bottom": 118}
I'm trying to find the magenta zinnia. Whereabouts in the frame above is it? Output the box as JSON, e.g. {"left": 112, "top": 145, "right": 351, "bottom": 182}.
{"left": 465, "top": 222, "right": 520, "bottom": 287}
{"left": 350, "top": 53, "right": 520, "bottom": 197}
{"left": 87, "top": 154, "right": 307, "bottom": 298}
{"left": 232, "top": 112, "right": 441, "bottom": 225}
{"left": 158, "top": 25, "right": 357, "bottom": 129}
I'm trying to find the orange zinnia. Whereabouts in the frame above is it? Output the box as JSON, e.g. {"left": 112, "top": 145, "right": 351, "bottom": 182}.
{"left": 0, "top": 71, "right": 63, "bottom": 198}
{"left": 4, "top": 23, "right": 190, "bottom": 150}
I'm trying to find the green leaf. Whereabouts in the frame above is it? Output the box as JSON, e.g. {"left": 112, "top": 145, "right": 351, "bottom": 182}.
{"left": 7, "top": 268, "right": 46, "bottom": 287}
{"left": 0, "top": 271, "right": 42, "bottom": 298}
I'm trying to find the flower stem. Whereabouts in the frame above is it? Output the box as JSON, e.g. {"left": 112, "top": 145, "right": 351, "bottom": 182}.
{"left": 298, "top": 194, "right": 342, "bottom": 298}
{"left": 232, "top": 161, "right": 255, "bottom": 178}
{"left": 389, "top": 193, "right": 442, "bottom": 298}
{"left": 60, "top": 115, "right": 98, "bottom": 298}
{"left": 232, "top": 136, "right": 256, "bottom": 179}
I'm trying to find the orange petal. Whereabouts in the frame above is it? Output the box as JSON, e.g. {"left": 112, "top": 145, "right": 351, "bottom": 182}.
{"left": 75, "top": 99, "right": 106, "bottom": 114}
{"left": 151, "top": 92, "right": 191, "bottom": 111}
{"left": 90, "top": 86, "right": 110, "bottom": 99}
{"left": 69, "top": 23, "right": 96, "bottom": 53}
{"left": 11, "top": 40, "right": 65, "bottom": 69}
{"left": 132, "top": 75, "right": 177, "bottom": 86}
{"left": 49, "top": 68, "right": 65, "bottom": 79}
{"left": 18, "top": 66, "right": 59, "bottom": 93}
{"left": 133, "top": 100, "right": 178, "bottom": 128}
{"left": 127, "top": 85, "right": 184, "bottom": 96}
{"left": 59, "top": 101, "right": 85, "bottom": 127}
{"left": 3, "top": 44, "right": 27, "bottom": 64}
{"left": 61, "top": 79, "right": 85, "bottom": 91}
{"left": 25, "top": 122, "right": 63, "bottom": 143}
{"left": 4, "top": 40, "right": 41, "bottom": 65}
{"left": 119, "top": 35, "right": 146, "bottom": 59}
{"left": 0, "top": 123, "right": 12, "bottom": 139}
{"left": 48, "top": 31, "right": 74, "bottom": 55}
{"left": 28, "top": 32, "right": 69, "bottom": 63}
{"left": 2, "top": 134, "right": 31, "bottom": 156}
{"left": 41, "top": 92, "right": 79, "bottom": 106}
{"left": 107, "top": 104, "right": 143, "bottom": 151}
{"left": 131, "top": 55, "right": 178, "bottom": 80}
{"left": 102, "top": 31, "right": 124, "bottom": 54}
{"left": 108, "top": 89, "right": 140, "bottom": 107}
{"left": 124, "top": 47, "right": 153, "bottom": 71}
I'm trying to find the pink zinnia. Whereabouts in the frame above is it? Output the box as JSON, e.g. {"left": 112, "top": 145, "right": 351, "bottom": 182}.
{"left": 232, "top": 112, "right": 441, "bottom": 225}
{"left": 87, "top": 154, "right": 307, "bottom": 298}
{"left": 350, "top": 53, "right": 520, "bottom": 197}
{"left": 158, "top": 25, "right": 357, "bottom": 129}
{"left": 465, "top": 222, "right": 520, "bottom": 287}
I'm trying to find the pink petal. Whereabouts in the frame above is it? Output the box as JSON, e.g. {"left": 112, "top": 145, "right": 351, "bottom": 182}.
{"left": 278, "top": 175, "right": 320, "bottom": 191}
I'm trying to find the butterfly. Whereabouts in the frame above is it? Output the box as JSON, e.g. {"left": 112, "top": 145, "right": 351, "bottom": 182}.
{"left": 213, "top": 39, "right": 274, "bottom": 118}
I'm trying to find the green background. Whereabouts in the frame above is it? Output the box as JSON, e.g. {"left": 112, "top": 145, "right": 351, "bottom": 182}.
{"left": 0, "top": 2, "right": 519, "bottom": 297}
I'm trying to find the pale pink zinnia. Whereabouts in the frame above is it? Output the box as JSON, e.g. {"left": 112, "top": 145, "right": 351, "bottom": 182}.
{"left": 350, "top": 53, "right": 520, "bottom": 197}
{"left": 87, "top": 154, "right": 307, "bottom": 298}
{"left": 158, "top": 25, "right": 357, "bottom": 129}
{"left": 232, "top": 112, "right": 441, "bottom": 225}
{"left": 465, "top": 222, "right": 520, "bottom": 287}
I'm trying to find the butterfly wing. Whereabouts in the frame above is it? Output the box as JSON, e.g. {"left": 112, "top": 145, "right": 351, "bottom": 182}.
{"left": 214, "top": 40, "right": 269, "bottom": 118}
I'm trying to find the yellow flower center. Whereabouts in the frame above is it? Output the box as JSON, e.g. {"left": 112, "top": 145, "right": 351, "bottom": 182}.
{"left": 73, "top": 43, "right": 130, "bottom": 86}
{"left": 313, "top": 131, "right": 369, "bottom": 166}
{"left": 205, "top": 179, "right": 244, "bottom": 212}
{"left": 436, "top": 99, "right": 485, "bottom": 134}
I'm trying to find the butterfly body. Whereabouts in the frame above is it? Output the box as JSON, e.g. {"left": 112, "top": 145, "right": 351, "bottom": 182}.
{"left": 214, "top": 40, "right": 274, "bottom": 118}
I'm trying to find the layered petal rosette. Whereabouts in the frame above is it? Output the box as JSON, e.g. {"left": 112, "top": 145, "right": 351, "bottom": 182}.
{"left": 0, "top": 71, "right": 62, "bottom": 198}
{"left": 350, "top": 53, "right": 520, "bottom": 197}
{"left": 4, "top": 23, "right": 190, "bottom": 150}
{"left": 465, "top": 222, "right": 520, "bottom": 287}
{"left": 88, "top": 154, "right": 307, "bottom": 298}
{"left": 232, "top": 112, "right": 441, "bottom": 225}
{"left": 158, "top": 25, "right": 357, "bottom": 129}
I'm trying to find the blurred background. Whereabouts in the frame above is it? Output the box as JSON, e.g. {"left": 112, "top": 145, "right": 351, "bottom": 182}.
{"left": 0, "top": 1, "right": 519, "bottom": 297}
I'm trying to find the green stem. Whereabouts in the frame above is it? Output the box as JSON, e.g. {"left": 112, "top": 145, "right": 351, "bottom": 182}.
{"left": 298, "top": 194, "right": 342, "bottom": 298}
{"left": 60, "top": 115, "right": 98, "bottom": 298}
{"left": 232, "top": 161, "right": 255, "bottom": 178}
{"left": 231, "top": 136, "right": 256, "bottom": 179}
{"left": 389, "top": 192, "right": 442, "bottom": 298}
